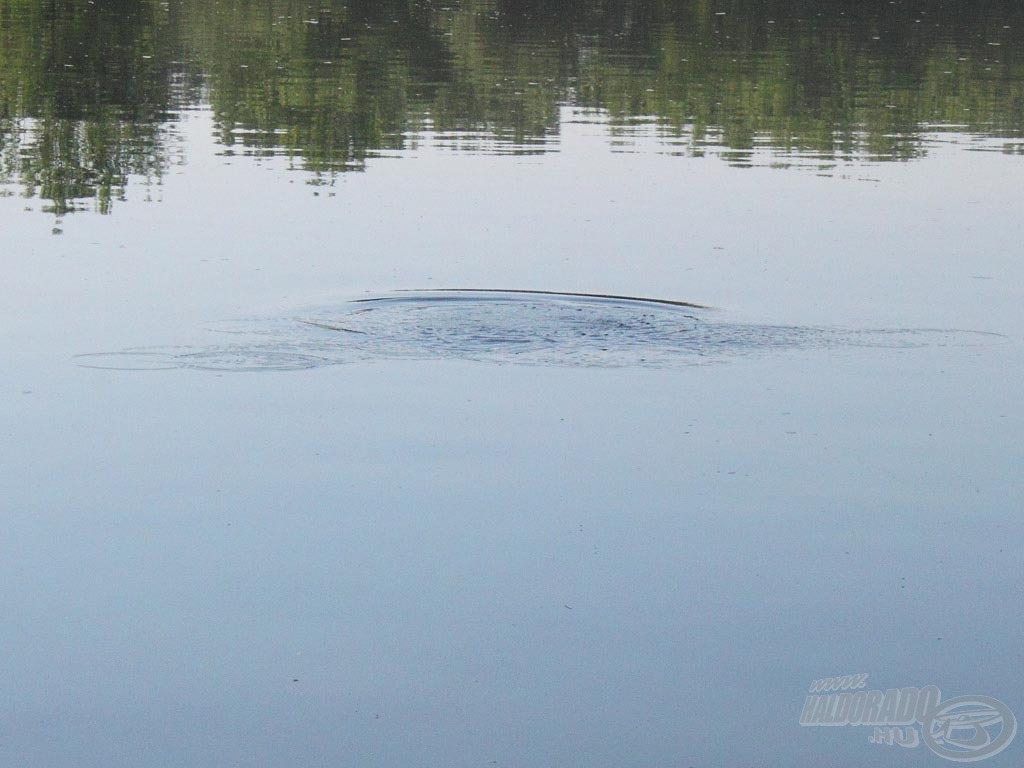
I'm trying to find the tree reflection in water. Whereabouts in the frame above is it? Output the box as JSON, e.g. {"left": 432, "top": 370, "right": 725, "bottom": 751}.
{"left": 1, "top": 0, "right": 1022, "bottom": 213}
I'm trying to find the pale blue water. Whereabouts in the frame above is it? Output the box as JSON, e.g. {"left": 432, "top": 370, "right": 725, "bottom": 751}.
{"left": 2, "top": 3, "right": 1024, "bottom": 766}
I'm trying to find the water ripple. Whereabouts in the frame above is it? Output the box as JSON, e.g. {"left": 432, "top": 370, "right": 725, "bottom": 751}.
{"left": 76, "top": 290, "right": 1001, "bottom": 372}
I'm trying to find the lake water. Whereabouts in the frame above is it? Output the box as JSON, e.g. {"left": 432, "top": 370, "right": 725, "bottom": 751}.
{"left": 2, "top": 2, "right": 1023, "bottom": 766}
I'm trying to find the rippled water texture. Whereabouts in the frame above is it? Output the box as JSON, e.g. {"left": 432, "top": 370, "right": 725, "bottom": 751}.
{"left": 77, "top": 291, "right": 997, "bottom": 371}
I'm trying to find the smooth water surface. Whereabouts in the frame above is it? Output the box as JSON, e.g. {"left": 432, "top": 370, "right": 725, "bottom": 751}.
{"left": 1, "top": 2, "right": 1023, "bottom": 767}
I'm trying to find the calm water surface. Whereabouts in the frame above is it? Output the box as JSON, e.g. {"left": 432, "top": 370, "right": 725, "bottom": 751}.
{"left": 2, "top": 2, "right": 1023, "bottom": 767}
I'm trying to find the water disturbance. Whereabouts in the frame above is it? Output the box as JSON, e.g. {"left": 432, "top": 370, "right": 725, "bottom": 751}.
{"left": 76, "top": 290, "right": 999, "bottom": 371}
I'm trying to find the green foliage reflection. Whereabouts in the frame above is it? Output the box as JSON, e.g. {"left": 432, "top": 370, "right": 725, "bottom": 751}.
{"left": 1, "top": 0, "right": 1022, "bottom": 212}
{"left": 0, "top": 0, "right": 196, "bottom": 213}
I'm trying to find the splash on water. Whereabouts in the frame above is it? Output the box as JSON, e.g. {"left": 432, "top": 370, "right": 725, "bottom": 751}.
{"left": 76, "top": 290, "right": 1001, "bottom": 371}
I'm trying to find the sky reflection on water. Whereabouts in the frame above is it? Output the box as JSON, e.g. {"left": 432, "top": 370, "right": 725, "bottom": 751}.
{"left": 1, "top": 2, "right": 1023, "bottom": 768}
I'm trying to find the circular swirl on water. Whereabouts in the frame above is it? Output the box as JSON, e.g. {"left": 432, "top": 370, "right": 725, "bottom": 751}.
{"left": 176, "top": 349, "right": 329, "bottom": 371}
{"left": 77, "top": 290, "right": 1003, "bottom": 372}
{"left": 299, "top": 291, "right": 707, "bottom": 365}
{"left": 75, "top": 351, "right": 183, "bottom": 371}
